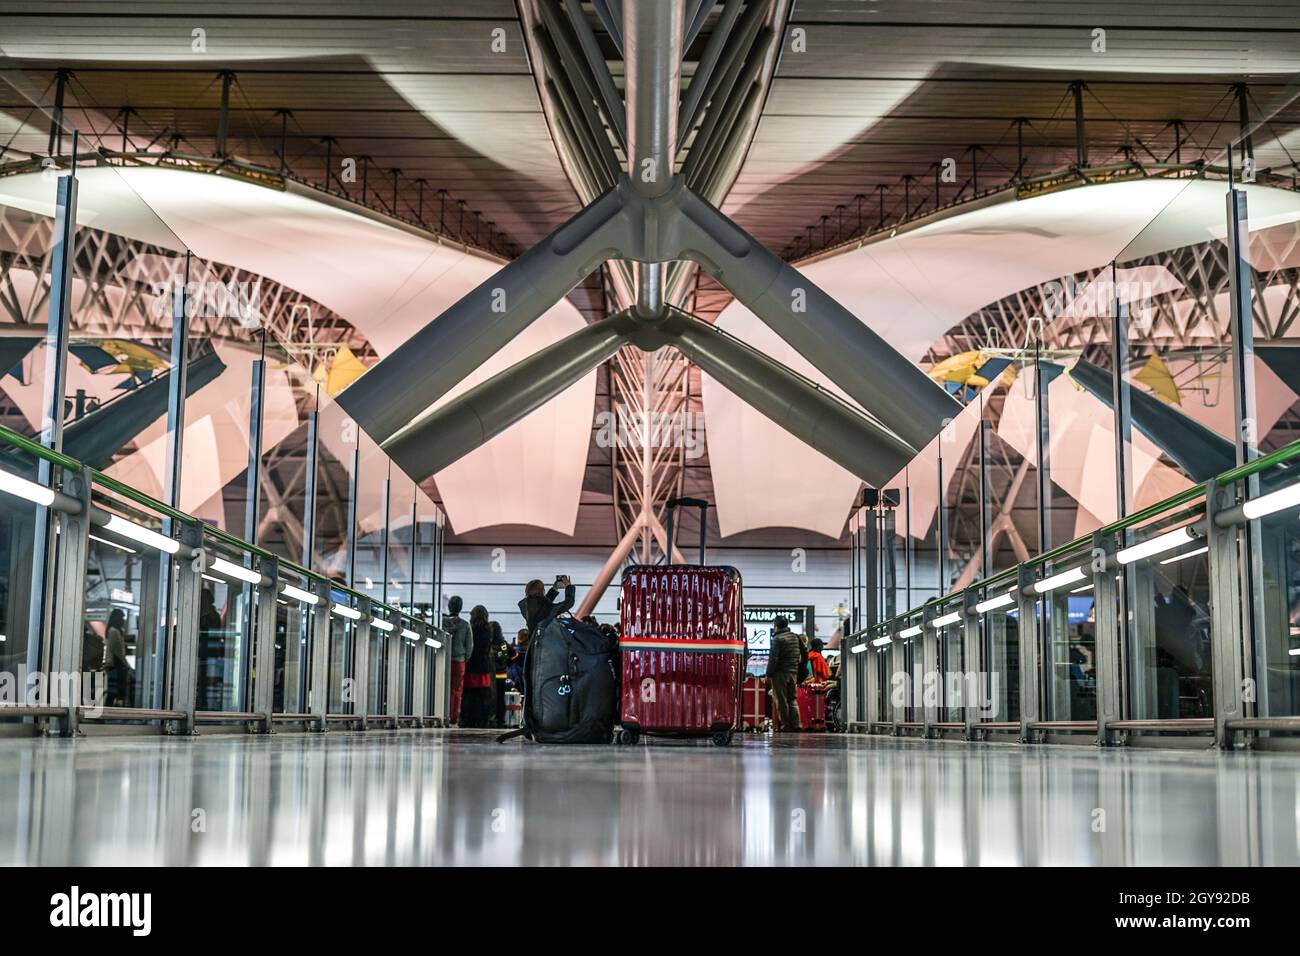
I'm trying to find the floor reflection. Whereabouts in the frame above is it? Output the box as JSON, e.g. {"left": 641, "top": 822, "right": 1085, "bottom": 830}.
{"left": 0, "top": 730, "right": 1296, "bottom": 865}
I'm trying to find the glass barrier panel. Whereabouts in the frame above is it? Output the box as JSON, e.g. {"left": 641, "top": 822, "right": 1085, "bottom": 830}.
{"left": 1119, "top": 506, "right": 1213, "bottom": 720}
{"left": 367, "top": 611, "right": 386, "bottom": 716}
{"left": 0, "top": 451, "right": 65, "bottom": 691}
{"left": 980, "top": 588, "right": 1021, "bottom": 724}
{"left": 274, "top": 569, "right": 313, "bottom": 714}
{"left": 1246, "top": 460, "right": 1300, "bottom": 717}
{"left": 400, "top": 631, "right": 415, "bottom": 715}
{"left": 1039, "top": 555, "right": 1097, "bottom": 722}
{"left": 905, "top": 632, "right": 923, "bottom": 722}
{"left": 327, "top": 593, "right": 351, "bottom": 715}
{"left": 935, "top": 620, "right": 963, "bottom": 722}
{"left": 89, "top": 485, "right": 181, "bottom": 709}
{"left": 194, "top": 535, "right": 251, "bottom": 712}
{"left": 874, "top": 643, "right": 890, "bottom": 723}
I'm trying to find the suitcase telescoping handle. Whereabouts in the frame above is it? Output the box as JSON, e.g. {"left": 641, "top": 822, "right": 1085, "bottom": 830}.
{"left": 664, "top": 496, "right": 710, "bottom": 565}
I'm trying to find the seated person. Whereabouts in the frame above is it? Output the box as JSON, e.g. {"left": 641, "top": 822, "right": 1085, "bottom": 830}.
{"left": 507, "top": 628, "right": 529, "bottom": 691}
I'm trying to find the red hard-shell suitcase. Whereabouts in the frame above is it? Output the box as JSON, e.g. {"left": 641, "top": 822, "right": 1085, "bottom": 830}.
{"left": 797, "top": 682, "right": 827, "bottom": 732}
{"left": 617, "top": 498, "right": 745, "bottom": 746}
{"left": 742, "top": 676, "right": 768, "bottom": 731}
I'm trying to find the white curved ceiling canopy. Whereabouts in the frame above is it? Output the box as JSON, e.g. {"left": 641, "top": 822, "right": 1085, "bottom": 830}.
{"left": 709, "top": 179, "right": 1300, "bottom": 536}
{"left": 0, "top": 166, "right": 594, "bottom": 534}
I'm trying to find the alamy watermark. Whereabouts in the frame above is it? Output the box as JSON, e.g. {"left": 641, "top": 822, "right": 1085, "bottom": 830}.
{"left": 150, "top": 277, "right": 265, "bottom": 328}
{"left": 594, "top": 407, "right": 705, "bottom": 460}
{"left": 890, "top": 669, "right": 1001, "bottom": 719}
{"left": 0, "top": 666, "right": 107, "bottom": 718}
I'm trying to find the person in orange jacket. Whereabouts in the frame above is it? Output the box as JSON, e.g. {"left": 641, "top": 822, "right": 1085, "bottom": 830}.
{"left": 807, "top": 637, "right": 830, "bottom": 684}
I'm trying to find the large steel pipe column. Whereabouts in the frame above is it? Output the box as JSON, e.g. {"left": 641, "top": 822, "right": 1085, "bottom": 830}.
{"left": 383, "top": 311, "right": 639, "bottom": 480}
{"left": 663, "top": 313, "right": 918, "bottom": 487}
{"left": 625, "top": 0, "right": 684, "bottom": 317}
{"left": 674, "top": 187, "right": 962, "bottom": 453}
{"left": 339, "top": 187, "right": 631, "bottom": 444}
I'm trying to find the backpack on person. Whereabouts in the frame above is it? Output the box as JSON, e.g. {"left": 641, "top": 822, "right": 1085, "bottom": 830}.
{"left": 497, "top": 614, "right": 616, "bottom": 745}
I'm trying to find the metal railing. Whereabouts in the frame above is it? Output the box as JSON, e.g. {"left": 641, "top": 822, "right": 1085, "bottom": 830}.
{"left": 841, "top": 437, "right": 1300, "bottom": 749}
{"left": 0, "top": 422, "right": 450, "bottom": 736}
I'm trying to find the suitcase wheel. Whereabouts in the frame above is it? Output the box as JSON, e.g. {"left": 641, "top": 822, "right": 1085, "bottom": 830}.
{"left": 710, "top": 730, "right": 733, "bottom": 747}
{"left": 617, "top": 728, "right": 640, "bottom": 746}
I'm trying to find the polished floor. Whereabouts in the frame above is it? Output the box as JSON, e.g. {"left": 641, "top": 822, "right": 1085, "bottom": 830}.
{"left": 0, "top": 729, "right": 1296, "bottom": 865}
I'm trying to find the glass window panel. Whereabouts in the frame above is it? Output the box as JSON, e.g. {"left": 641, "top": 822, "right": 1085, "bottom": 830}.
{"left": 312, "top": 397, "right": 356, "bottom": 582}
{"left": 353, "top": 431, "right": 388, "bottom": 603}
{"left": 257, "top": 341, "right": 315, "bottom": 563}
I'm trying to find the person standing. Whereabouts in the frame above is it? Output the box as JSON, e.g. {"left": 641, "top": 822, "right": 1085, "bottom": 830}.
{"left": 765, "top": 616, "right": 802, "bottom": 732}
{"left": 462, "top": 605, "right": 495, "bottom": 728}
{"left": 490, "top": 621, "right": 510, "bottom": 727}
{"left": 808, "top": 637, "right": 831, "bottom": 683}
{"left": 104, "top": 608, "right": 134, "bottom": 708}
{"left": 444, "top": 596, "right": 472, "bottom": 726}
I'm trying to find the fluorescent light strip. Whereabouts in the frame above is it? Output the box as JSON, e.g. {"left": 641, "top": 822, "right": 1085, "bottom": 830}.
{"left": 975, "top": 592, "right": 1015, "bottom": 614}
{"left": 89, "top": 532, "right": 136, "bottom": 554}
{"left": 401, "top": 628, "right": 420, "bottom": 641}
{"left": 0, "top": 468, "right": 55, "bottom": 507}
{"left": 369, "top": 618, "right": 394, "bottom": 632}
{"left": 281, "top": 583, "right": 319, "bottom": 606}
{"left": 210, "top": 556, "right": 261, "bottom": 585}
{"left": 1160, "top": 545, "right": 1209, "bottom": 566}
{"left": 1034, "top": 566, "right": 1087, "bottom": 594}
{"left": 1289, "top": 648, "right": 1300, "bottom": 657}
{"left": 898, "top": 624, "right": 922, "bottom": 638}
{"left": 870, "top": 636, "right": 891, "bottom": 648}
{"left": 1116, "top": 526, "right": 1196, "bottom": 565}
{"left": 425, "top": 638, "right": 442, "bottom": 649}
{"left": 1242, "top": 480, "right": 1300, "bottom": 520}
{"left": 103, "top": 514, "right": 180, "bottom": 554}
{"left": 849, "top": 642, "right": 868, "bottom": 654}
{"left": 930, "top": 611, "right": 962, "bottom": 628}
{"left": 331, "top": 603, "right": 361, "bottom": 621}
{"left": 1070, "top": 583, "right": 1094, "bottom": 593}
{"left": 201, "top": 573, "right": 224, "bottom": 585}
